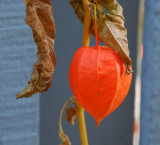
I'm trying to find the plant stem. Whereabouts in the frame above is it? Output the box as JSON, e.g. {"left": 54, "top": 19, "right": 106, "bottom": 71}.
{"left": 76, "top": 1, "right": 92, "bottom": 145}
{"left": 82, "top": 0, "right": 92, "bottom": 47}
{"left": 76, "top": 102, "right": 89, "bottom": 145}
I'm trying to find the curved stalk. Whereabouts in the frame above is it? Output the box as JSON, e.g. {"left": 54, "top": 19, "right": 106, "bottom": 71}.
{"left": 59, "top": 96, "right": 75, "bottom": 145}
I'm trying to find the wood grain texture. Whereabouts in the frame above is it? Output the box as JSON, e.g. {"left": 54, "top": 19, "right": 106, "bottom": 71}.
{"left": 0, "top": 0, "right": 39, "bottom": 145}
{"left": 140, "top": 0, "right": 160, "bottom": 145}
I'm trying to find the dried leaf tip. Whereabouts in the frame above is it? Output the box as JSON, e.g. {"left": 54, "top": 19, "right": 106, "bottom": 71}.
{"left": 17, "top": 0, "right": 56, "bottom": 99}
{"left": 60, "top": 139, "right": 71, "bottom": 145}
{"left": 66, "top": 106, "right": 79, "bottom": 125}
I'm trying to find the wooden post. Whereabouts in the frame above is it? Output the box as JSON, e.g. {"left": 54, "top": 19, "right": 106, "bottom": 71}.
{"left": 140, "top": 0, "right": 160, "bottom": 144}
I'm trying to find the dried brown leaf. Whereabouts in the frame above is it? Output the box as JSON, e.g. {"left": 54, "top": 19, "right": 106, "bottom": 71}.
{"left": 60, "top": 139, "right": 71, "bottom": 145}
{"left": 70, "top": 0, "right": 133, "bottom": 74}
{"left": 16, "top": 0, "right": 56, "bottom": 99}
{"left": 66, "top": 106, "right": 79, "bottom": 125}
{"left": 24, "top": 0, "right": 28, "bottom": 5}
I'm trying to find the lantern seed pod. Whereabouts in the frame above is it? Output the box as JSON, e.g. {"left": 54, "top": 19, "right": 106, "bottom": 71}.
{"left": 69, "top": 5, "right": 132, "bottom": 125}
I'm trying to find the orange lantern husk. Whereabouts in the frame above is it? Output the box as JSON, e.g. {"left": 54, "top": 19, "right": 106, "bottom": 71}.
{"left": 69, "top": 6, "right": 132, "bottom": 125}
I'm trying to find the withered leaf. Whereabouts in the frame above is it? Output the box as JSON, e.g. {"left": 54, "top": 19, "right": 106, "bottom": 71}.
{"left": 70, "top": 0, "right": 133, "bottom": 74}
{"left": 66, "top": 106, "right": 79, "bottom": 125}
{"left": 16, "top": 0, "right": 56, "bottom": 99}
{"left": 60, "top": 139, "right": 71, "bottom": 145}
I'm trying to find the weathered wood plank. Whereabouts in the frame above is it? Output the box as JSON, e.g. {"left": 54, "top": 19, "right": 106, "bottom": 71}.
{"left": 140, "top": 0, "right": 160, "bottom": 145}
{"left": 0, "top": 1, "right": 39, "bottom": 145}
